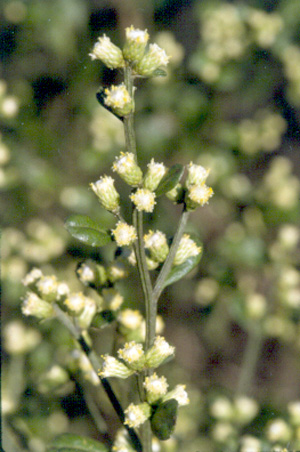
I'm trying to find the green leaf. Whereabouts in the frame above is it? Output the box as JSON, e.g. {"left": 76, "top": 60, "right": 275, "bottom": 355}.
{"left": 163, "top": 235, "right": 203, "bottom": 288}
{"left": 47, "top": 433, "right": 109, "bottom": 452}
{"left": 151, "top": 399, "right": 178, "bottom": 440}
{"left": 155, "top": 164, "right": 184, "bottom": 197}
{"left": 151, "top": 68, "right": 168, "bottom": 77}
{"left": 65, "top": 215, "right": 112, "bottom": 247}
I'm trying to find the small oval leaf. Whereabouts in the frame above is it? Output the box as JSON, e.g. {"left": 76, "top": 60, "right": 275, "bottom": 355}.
{"left": 47, "top": 433, "right": 109, "bottom": 452}
{"left": 163, "top": 235, "right": 203, "bottom": 288}
{"left": 65, "top": 215, "right": 112, "bottom": 247}
{"left": 155, "top": 164, "right": 184, "bottom": 197}
{"left": 151, "top": 399, "right": 178, "bottom": 440}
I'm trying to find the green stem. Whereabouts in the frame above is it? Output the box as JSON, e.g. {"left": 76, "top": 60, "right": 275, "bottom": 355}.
{"left": 236, "top": 322, "right": 263, "bottom": 396}
{"left": 123, "top": 67, "right": 154, "bottom": 452}
{"left": 153, "top": 209, "right": 190, "bottom": 303}
{"left": 124, "top": 66, "right": 137, "bottom": 158}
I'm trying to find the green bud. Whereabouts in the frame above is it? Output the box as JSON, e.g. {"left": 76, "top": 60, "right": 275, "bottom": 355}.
{"left": 123, "top": 26, "right": 149, "bottom": 63}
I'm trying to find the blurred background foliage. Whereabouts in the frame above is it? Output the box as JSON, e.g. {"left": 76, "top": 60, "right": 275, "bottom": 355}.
{"left": 1, "top": 0, "right": 300, "bottom": 451}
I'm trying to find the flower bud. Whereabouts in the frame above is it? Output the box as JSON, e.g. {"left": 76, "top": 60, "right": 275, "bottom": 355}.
{"left": 36, "top": 275, "right": 59, "bottom": 302}
{"left": 145, "top": 336, "right": 175, "bottom": 369}
{"left": 143, "top": 159, "right": 167, "bottom": 191}
{"left": 89, "top": 35, "right": 125, "bottom": 69}
{"left": 124, "top": 402, "right": 151, "bottom": 428}
{"left": 90, "top": 175, "right": 120, "bottom": 213}
{"left": 185, "top": 184, "right": 214, "bottom": 210}
{"left": 117, "top": 341, "right": 145, "bottom": 371}
{"left": 118, "top": 309, "right": 144, "bottom": 331}
{"left": 107, "top": 261, "right": 129, "bottom": 282}
{"left": 144, "top": 372, "right": 169, "bottom": 404}
{"left": 64, "top": 292, "right": 87, "bottom": 315}
{"left": 266, "top": 418, "right": 291, "bottom": 443}
{"left": 163, "top": 384, "right": 189, "bottom": 406}
{"left": 113, "top": 152, "right": 143, "bottom": 186}
{"left": 77, "top": 260, "right": 107, "bottom": 288}
{"left": 22, "top": 292, "right": 55, "bottom": 320}
{"left": 173, "top": 234, "right": 202, "bottom": 266}
{"left": 22, "top": 267, "right": 43, "bottom": 288}
{"left": 4, "top": 320, "right": 41, "bottom": 355}
{"left": 76, "top": 296, "right": 97, "bottom": 330}
{"left": 135, "top": 43, "right": 170, "bottom": 76}
{"left": 123, "top": 26, "right": 149, "bottom": 63}
{"left": 144, "top": 230, "right": 169, "bottom": 263}
{"left": 185, "top": 163, "right": 210, "bottom": 187}
{"left": 112, "top": 221, "right": 137, "bottom": 247}
{"left": 104, "top": 84, "right": 134, "bottom": 117}
{"left": 99, "top": 355, "right": 134, "bottom": 379}
{"left": 165, "top": 183, "right": 184, "bottom": 203}
{"left": 130, "top": 188, "right": 156, "bottom": 213}
{"left": 102, "top": 288, "right": 124, "bottom": 311}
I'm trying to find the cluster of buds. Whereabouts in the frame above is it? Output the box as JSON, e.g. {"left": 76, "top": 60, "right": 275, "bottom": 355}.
{"left": 184, "top": 162, "right": 214, "bottom": 210}
{"left": 100, "top": 336, "right": 175, "bottom": 378}
{"left": 90, "top": 26, "right": 170, "bottom": 118}
{"left": 21, "top": 267, "right": 103, "bottom": 330}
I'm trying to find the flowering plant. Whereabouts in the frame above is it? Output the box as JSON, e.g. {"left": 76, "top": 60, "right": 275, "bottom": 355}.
{"left": 20, "top": 26, "right": 213, "bottom": 452}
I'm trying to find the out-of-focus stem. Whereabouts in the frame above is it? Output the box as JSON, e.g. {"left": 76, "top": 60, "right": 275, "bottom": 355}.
{"left": 236, "top": 323, "right": 263, "bottom": 396}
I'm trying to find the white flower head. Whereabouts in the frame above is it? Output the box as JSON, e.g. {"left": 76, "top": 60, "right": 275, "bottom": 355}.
{"left": 36, "top": 275, "right": 58, "bottom": 302}
{"left": 89, "top": 35, "right": 124, "bottom": 69}
{"left": 118, "top": 309, "right": 144, "bottom": 330}
{"left": 112, "top": 221, "right": 137, "bottom": 247}
{"left": 144, "top": 372, "right": 169, "bottom": 403}
{"left": 64, "top": 292, "right": 86, "bottom": 314}
{"left": 22, "top": 292, "right": 55, "bottom": 319}
{"left": 186, "top": 162, "right": 210, "bottom": 187}
{"left": 149, "top": 43, "right": 170, "bottom": 66}
{"left": 125, "top": 26, "right": 149, "bottom": 44}
{"left": 130, "top": 188, "right": 156, "bottom": 213}
{"left": 144, "top": 159, "right": 167, "bottom": 191}
{"left": 102, "top": 288, "right": 124, "bottom": 311}
{"left": 163, "top": 384, "right": 190, "bottom": 406}
{"left": 90, "top": 175, "right": 120, "bottom": 213}
{"left": 104, "top": 84, "right": 133, "bottom": 117}
{"left": 99, "top": 355, "right": 134, "bottom": 379}
{"left": 145, "top": 335, "right": 175, "bottom": 368}
{"left": 113, "top": 152, "right": 143, "bottom": 186}
{"left": 135, "top": 43, "right": 170, "bottom": 76}
{"left": 22, "top": 268, "right": 43, "bottom": 286}
{"left": 124, "top": 402, "right": 151, "bottom": 428}
{"left": 118, "top": 341, "right": 145, "bottom": 370}
{"left": 173, "top": 234, "right": 202, "bottom": 266}
{"left": 187, "top": 184, "right": 214, "bottom": 208}
{"left": 144, "top": 230, "right": 169, "bottom": 263}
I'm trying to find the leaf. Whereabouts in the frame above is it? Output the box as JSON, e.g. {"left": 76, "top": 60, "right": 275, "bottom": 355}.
{"left": 47, "top": 433, "right": 109, "bottom": 452}
{"left": 151, "top": 68, "right": 168, "bottom": 77}
{"left": 65, "top": 215, "right": 112, "bottom": 247}
{"left": 163, "top": 235, "right": 203, "bottom": 288}
{"left": 155, "top": 164, "right": 184, "bottom": 197}
{"left": 151, "top": 399, "right": 178, "bottom": 441}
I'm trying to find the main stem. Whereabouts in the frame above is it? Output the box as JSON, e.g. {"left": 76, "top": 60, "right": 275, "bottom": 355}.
{"left": 124, "top": 65, "right": 154, "bottom": 452}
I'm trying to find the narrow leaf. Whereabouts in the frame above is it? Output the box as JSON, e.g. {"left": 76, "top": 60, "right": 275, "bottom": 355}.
{"left": 163, "top": 235, "right": 203, "bottom": 288}
{"left": 155, "top": 164, "right": 184, "bottom": 197}
{"left": 65, "top": 215, "right": 112, "bottom": 247}
{"left": 151, "top": 68, "right": 168, "bottom": 77}
{"left": 47, "top": 433, "right": 109, "bottom": 452}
